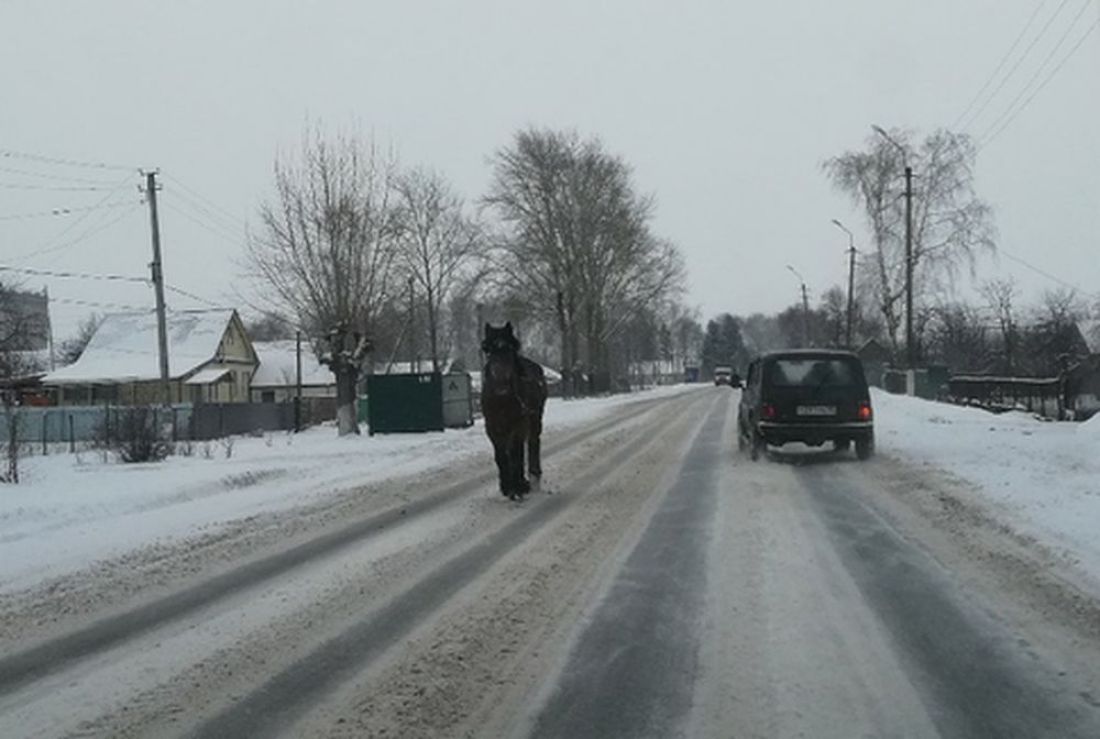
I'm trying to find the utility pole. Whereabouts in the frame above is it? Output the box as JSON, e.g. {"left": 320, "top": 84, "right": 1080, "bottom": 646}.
{"left": 872, "top": 125, "right": 916, "bottom": 368}
{"left": 295, "top": 330, "right": 303, "bottom": 433}
{"left": 143, "top": 170, "right": 171, "bottom": 405}
{"left": 407, "top": 276, "right": 416, "bottom": 373}
{"left": 832, "top": 219, "right": 857, "bottom": 349}
{"left": 786, "top": 265, "right": 810, "bottom": 347}
{"left": 903, "top": 164, "right": 915, "bottom": 369}
{"left": 801, "top": 282, "right": 810, "bottom": 347}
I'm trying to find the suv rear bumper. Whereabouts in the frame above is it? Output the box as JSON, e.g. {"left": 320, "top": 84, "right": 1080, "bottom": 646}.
{"left": 757, "top": 420, "right": 873, "bottom": 445}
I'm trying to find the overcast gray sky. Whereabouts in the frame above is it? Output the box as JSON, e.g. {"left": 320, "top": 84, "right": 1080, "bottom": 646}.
{"left": 3, "top": 0, "right": 1098, "bottom": 338}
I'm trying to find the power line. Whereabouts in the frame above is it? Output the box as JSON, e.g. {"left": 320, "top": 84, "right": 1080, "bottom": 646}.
{"left": 162, "top": 172, "right": 244, "bottom": 227}
{"left": 164, "top": 282, "right": 224, "bottom": 308}
{"left": 980, "top": 17, "right": 1099, "bottom": 149}
{"left": 997, "top": 248, "right": 1100, "bottom": 298}
{"left": 0, "top": 264, "right": 149, "bottom": 283}
{"left": 48, "top": 297, "right": 153, "bottom": 312}
{"left": 0, "top": 165, "right": 120, "bottom": 186}
{"left": 163, "top": 201, "right": 245, "bottom": 247}
{"left": 0, "top": 148, "right": 136, "bottom": 172}
{"left": 978, "top": 0, "right": 1094, "bottom": 140}
{"left": 9, "top": 201, "right": 143, "bottom": 262}
{"left": 7, "top": 172, "right": 137, "bottom": 261}
{"left": 952, "top": 0, "right": 1050, "bottom": 130}
{"left": 0, "top": 181, "right": 120, "bottom": 192}
{"left": 0, "top": 200, "right": 141, "bottom": 222}
{"left": 958, "top": 0, "right": 1075, "bottom": 133}
{"left": 165, "top": 189, "right": 245, "bottom": 236}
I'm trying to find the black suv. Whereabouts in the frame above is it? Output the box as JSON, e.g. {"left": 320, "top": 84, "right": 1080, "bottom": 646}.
{"left": 738, "top": 350, "right": 874, "bottom": 460}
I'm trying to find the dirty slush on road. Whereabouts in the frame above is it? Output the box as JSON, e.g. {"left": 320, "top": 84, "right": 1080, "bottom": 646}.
{"left": 0, "top": 391, "right": 715, "bottom": 737}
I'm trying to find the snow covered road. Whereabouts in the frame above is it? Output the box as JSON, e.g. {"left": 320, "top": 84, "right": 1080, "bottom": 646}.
{"left": 2, "top": 387, "right": 1100, "bottom": 737}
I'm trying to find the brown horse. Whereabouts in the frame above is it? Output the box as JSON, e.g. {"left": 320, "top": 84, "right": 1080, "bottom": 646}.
{"left": 481, "top": 322, "right": 548, "bottom": 500}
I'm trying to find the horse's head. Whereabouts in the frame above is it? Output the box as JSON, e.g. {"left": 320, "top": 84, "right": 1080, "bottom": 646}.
{"left": 482, "top": 322, "right": 522, "bottom": 394}
{"left": 481, "top": 322, "right": 521, "bottom": 357}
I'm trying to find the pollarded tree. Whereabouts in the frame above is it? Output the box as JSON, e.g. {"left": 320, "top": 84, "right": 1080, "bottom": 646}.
{"left": 248, "top": 128, "right": 402, "bottom": 435}
{"left": 824, "top": 129, "right": 995, "bottom": 359}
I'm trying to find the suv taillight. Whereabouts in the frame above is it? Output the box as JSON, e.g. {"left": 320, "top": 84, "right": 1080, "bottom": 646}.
{"left": 858, "top": 401, "right": 873, "bottom": 421}
{"left": 762, "top": 403, "right": 778, "bottom": 421}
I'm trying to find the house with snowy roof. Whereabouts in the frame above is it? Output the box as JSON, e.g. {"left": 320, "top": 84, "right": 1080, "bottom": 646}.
{"left": 42, "top": 309, "right": 257, "bottom": 405}
{"left": 1065, "top": 320, "right": 1100, "bottom": 420}
{"left": 249, "top": 339, "right": 336, "bottom": 403}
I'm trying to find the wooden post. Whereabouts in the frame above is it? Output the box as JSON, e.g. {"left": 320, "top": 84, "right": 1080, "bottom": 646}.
{"left": 69, "top": 414, "right": 75, "bottom": 453}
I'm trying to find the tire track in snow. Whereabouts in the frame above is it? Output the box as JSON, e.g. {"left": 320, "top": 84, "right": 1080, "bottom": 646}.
{"left": 188, "top": 393, "right": 719, "bottom": 738}
{"left": 0, "top": 391, "right": 693, "bottom": 697}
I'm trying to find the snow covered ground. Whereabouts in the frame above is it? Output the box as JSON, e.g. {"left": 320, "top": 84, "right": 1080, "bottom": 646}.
{"left": 0, "top": 385, "right": 695, "bottom": 593}
{"left": 874, "top": 388, "right": 1100, "bottom": 587}
{"left": 4, "top": 384, "right": 1098, "bottom": 601}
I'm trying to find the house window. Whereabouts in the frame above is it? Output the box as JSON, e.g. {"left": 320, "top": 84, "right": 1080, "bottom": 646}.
{"left": 261, "top": 390, "right": 275, "bottom": 403}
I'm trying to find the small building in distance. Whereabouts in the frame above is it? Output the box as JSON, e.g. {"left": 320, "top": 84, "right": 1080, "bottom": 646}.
{"left": 1066, "top": 320, "right": 1100, "bottom": 420}
{"left": 250, "top": 339, "right": 336, "bottom": 403}
{"left": 856, "top": 339, "right": 892, "bottom": 387}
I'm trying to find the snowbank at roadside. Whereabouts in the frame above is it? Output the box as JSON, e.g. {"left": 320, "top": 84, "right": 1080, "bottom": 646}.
{"left": 873, "top": 389, "right": 1100, "bottom": 584}
{"left": 0, "top": 384, "right": 699, "bottom": 593}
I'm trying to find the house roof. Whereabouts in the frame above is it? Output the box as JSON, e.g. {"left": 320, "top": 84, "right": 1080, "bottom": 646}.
{"left": 184, "top": 367, "right": 231, "bottom": 385}
{"left": 1079, "top": 320, "right": 1100, "bottom": 354}
{"left": 42, "top": 309, "right": 239, "bottom": 385}
{"left": 251, "top": 340, "right": 336, "bottom": 388}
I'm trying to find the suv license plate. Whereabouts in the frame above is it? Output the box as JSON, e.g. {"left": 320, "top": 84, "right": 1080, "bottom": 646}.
{"left": 797, "top": 405, "right": 836, "bottom": 416}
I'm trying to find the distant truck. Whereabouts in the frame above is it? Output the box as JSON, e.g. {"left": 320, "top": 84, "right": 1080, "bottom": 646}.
{"left": 714, "top": 366, "right": 733, "bottom": 386}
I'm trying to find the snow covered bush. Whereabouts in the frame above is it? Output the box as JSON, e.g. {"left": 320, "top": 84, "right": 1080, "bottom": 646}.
{"left": 110, "top": 407, "right": 171, "bottom": 464}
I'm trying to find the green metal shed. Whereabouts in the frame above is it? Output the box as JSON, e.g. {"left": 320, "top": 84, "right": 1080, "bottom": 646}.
{"left": 366, "top": 373, "right": 444, "bottom": 434}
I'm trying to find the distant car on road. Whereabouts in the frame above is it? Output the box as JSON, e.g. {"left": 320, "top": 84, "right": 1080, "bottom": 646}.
{"left": 714, "top": 366, "right": 741, "bottom": 387}
{"left": 738, "top": 349, "right": 873, "bottom": 460}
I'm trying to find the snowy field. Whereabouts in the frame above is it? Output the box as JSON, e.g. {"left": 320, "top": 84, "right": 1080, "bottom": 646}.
{"left": 0, "top": 385, "right": 696, "bottom": 593}
{"left": 874, "top": 388, "right": 1100, "bottom": 587}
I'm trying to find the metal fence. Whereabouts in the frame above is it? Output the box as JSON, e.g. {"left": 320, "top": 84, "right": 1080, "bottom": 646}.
{"left": 0, "top": 398, "right": 338, "bottom": 445}
{"left": 945, "top": 375, "right": 1064, "bottom": 419}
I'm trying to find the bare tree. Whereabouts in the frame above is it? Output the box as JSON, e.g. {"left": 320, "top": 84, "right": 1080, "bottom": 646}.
{"left": 981, "top": 278, "right": 1019, "bottom": 375}
{"left": 825, "top": 129, "right": 996, "bottom": 358}
{"left": 244, "top": 311, "right": 296, "bottom": 342}
{"left": 486, "top": 128, "right": 685, "bottom": 392}
{"left": 248, "top": 128, "right": 401, "bottom": 435}
{"left": 395, "top": 168, "right": 483, "bottom": 372}
{"left": 926, "top": 302, "right": 991, "bottom": 373}
{"left": 1, "top": 391, "right": 21, "bottom": 484}
{"left": 820, "top": 286, "right": 847, "bottom": 348}
{"left": 1024, "top": 288, "right": 1087, "bottom": 375}
{"left": 58, "top": 312, "right": 102, "bottom": 366}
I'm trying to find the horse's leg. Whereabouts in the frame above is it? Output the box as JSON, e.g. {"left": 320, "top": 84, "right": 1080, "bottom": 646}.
{"left": 513, "top": 435, "right": 529, "bottom": 496}
{"left": 528, "top": 411, "right": 543, "bottom": 480}
{"left": 492, "top": 438, "right": 510, "bottom": 497}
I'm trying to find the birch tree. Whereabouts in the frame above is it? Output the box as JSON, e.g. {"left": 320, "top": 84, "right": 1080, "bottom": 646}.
{"left": 824, "top": 129, "right": 995, "bottom": 358}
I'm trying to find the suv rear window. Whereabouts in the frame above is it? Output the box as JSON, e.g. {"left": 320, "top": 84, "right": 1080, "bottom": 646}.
{"left": 765, "top": 358, "right": 859, "bottom": 387}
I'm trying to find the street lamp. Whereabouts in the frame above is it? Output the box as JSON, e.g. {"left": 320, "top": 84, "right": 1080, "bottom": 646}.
{"left": 872, "top": 125, "right": 915, "bottom": 369}
{"left": 831, "top": 219, "right": 858, "bottom": 349}
{"left": 786, "top": 265, "right": 810, "bottom": 347}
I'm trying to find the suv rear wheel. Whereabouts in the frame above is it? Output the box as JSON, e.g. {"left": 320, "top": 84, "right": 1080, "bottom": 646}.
{"left": 750, "top": 430, "right": 765, "bottom": 461}
{"left": 856, "top": 436, "right": 874, "bottom": 460}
